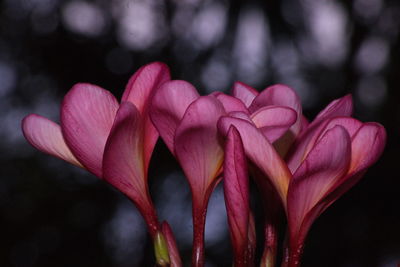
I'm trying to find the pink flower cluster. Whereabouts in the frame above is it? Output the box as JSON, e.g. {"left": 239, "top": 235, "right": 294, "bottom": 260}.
{"left": 22, "top": 62, "right": 386, "bottom": 267}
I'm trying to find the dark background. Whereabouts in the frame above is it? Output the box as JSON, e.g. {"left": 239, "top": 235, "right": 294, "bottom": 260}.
{"left": 1, "top": 0, "right": 399, "bottom": 266}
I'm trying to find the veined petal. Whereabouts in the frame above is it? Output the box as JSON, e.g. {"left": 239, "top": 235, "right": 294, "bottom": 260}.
{"left": 250, "top": 106, "right": 297, "bottom": 143}
{"left": 212, "top": 92, "right": 248, "bottom": 113}
{"left": 287, "top": 117, "right": 362, "bottom": 173}
{"left": 218, "top": 116, "right": 291, "bottom": 204}
{"left": 232, "top": 81, "right": 259, "bottom": 108}
{"left": 22, "top": 114, "right": 82, "bottom": 167}
{"left": 349, "top": 122, "right": 386, "bottom": 174}
{"left": 249, "top": 84, "right": 302, "bottom": 136}
{"left": 312, "top": 94, "right": 353, "bottom": 126}
{"left": 174, "top": 96, "right": 225, "bottom": 200}
{"left": 122, "top": 62, "right": 170, "bottom": 113}
{"left": 223, "top": 127, "right": 249, "bottom": 265}
{"left": 61, "top": 83, "right": 119, "bottom": 177}
{"left": 103, "top": 102, "right": 146, "bottom": 200}
{"left": 150, "top": 80, "right": 200, "bottom": 154}
{"left": 122, "top": 62, "right": 170, "bottom": 171}
{"left": 305, "top": 124, "right": 386, "bottom": 227}
{"left": 287, "top": 126, "right": 351, "bottom": 241}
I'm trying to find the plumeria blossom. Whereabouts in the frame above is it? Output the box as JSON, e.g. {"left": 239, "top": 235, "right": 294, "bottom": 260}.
{"left": 22, "top": 62, "right": 170, "bottom": 239}
{"left": 150, "top": 80, "right": 297, "bottom": 266}
{"left": 223, "top": 126, "right": 252, "bottom": 267}
{"left": 219, "top": 93, "right": 386, "bottom": 267}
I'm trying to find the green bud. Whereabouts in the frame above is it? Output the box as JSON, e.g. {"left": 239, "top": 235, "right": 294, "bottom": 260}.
{"left": 154, "top": 231, "right": 170, "bottom": 267}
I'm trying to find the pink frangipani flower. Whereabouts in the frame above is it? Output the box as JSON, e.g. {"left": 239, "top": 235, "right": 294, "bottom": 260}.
{"left": 219, "top": 93, "right": 386, "bottom": 267}
{"left": 150, "top": 80, "right": 297, "bottom": 266}
{"left": 22, "top": 62, "right": 170, "bottom": 238}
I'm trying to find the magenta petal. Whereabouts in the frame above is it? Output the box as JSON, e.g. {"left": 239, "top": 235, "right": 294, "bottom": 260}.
{"left": 174, "top": 96, "right": 226, "bottom": 197}
{"left": 349, "top": 122, "right": 386, "bottom": 174}
{"left": 212, "top": 92, "right": 248, "bottom": 113}
{"left": 22, "top": 114, "right": 82, "bottom": 167}
{"left": 312, "top": 94, "right": 353, "bottom": 126}
{"left": 103, "top": 102, "right": 158, "bottom": 234}
{"left": 218, "top": 116, "right": 291, "bottom": 203}
{"left": 223, "top": 127, "right": 249, "bottom": 266}
{"left": 161, "top": 222, "right": 182, "bottom": 267}
{"left": 61, "top": 83, "right": 119, "bottom": 177}
{"left": 287, "top": 117, "right": 363, "bottom": 174}
{"left": 249, "top": 84, "right": 302, "bottom": 133}
{"left": 122, "top": 62, "right": 170, "bottom": 171}
{"left": 122, "top": 62, "right": 170, "bottom": 112}
{"left": 150, "top": 80, "right": 200, "bottom": 154}
{"left": 232, "top": 81, "right": 259, "bottom": 108}
{"left": 250, "top": 106, "right": 297, "bottom": 143}
{"left": 287, "top": 125, "right": 351, "bottom": 243}
{"left": 103, "top": 102, "right": 145, "bottom": 196}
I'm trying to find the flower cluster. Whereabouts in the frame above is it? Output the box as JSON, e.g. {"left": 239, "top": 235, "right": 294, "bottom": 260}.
{"left": 22, "top": 62, "right": 386, "bottom": 267}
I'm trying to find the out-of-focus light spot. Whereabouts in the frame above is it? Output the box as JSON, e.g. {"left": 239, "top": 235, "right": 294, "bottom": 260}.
{"left": 201, "top": 59, "right": 231, "bottom": 92}
{"left": 0, "top": 62, "right": 16, "bottom": 98}
{"left": 189, "top": 2, "right": 227, "bottom": 49}
{"left": 102, "top": 201, "right": 146, "bottom": 266}
{"left": 113, "top": 0, "right": 167, "bottom": 50}
{"left": 354, "top": 0, "right": 383, "bottom": 23}
{"left": 233, "top": 7, "right": 269, "bottom": 84}
{"left": 1, "top": 108, "right": 28, "bottom": 151}
{"left": 272, "top": 40, "right": 300, "bottom": 76}
{"left": 356, "top": 75, "right": 387, "bottom": 108}
{"left": 303, "top": 0, "right": 349, "bottom": 66}
{"left": 172, "top": 5, "right": 194, "bottom": 36}
{"left": 355, "top": 36, "right": 389, "bottom": 74}
{"left": 157, "top": 171, "right": 192, "bottom": 246}
{"left": 205, "top": 185, "right": 227, "bottom": 245}
{"left": 105, "top": 47, "right": 133, "bottom": 75}
{"left": 279, "top": 75, "right": 316, "bottom": 109}
{"left": 61, "top": 1, "right": 106, "bottom": 37}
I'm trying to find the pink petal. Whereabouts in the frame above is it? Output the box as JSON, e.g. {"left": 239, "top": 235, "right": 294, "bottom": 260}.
{"left": 161, "top": 222, "right": 182, "bottom": 267}
{"left": 122, "top": 62, "right": 171, "bottom": 171}
{"left": 248, "top": 84, "right": 302, "bottom": 136}
{"left": 212, "top": 92, "right": 248, "bottom": 113}
{"left": 103, "top": 102, "right": 145, "bottom": 195}
{"left": 287, "top": 125, "right": 351, "bottom": 243}
{"left": 61, "top": 83, "right": 119, "bottom": 177}
{"left": 174, "top": 96, "right": 226, "bottom": 199}
{"left": 218, "top": 116, "right": 291, "bottom": 203}
{"left": 150, "top": 80, "right": 200, "bottom": 154}
{"left": 22, "top": 114, "right": 82, "bottom": 167}
{"left": 305, "top": 124, "right": 385, "bottom": 234}
{"left": 103, "top": 102, "right": 158, "bottom": 234}
{"left": 122, "top": 62, "right": 170, "bottom": 113}
{"left": 223, "top": 127, "right": 249, "bottom": 265}
{"left": 348, "top": 122, "right": 386, "bottom": 174}
{"left": 250, "top": 106, "right": 297, "bottom": 143}
{"left": 312, "top": 94, "right": 353, "bottom": 126}
{"left": 232, "top": 81, "right": 259, "bottom": 108}
{"left": 287, "top": 117, "right": 363, "bottom": 173}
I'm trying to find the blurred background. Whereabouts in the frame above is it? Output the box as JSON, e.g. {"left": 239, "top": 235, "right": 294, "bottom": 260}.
{"left": 1, "top": 0, "right": 399, "bottom": 266}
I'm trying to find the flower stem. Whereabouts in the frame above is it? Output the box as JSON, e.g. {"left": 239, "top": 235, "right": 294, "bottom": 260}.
{"left": 192, "top": 203, "right": 207, "bottom": 267}
{"left": 260, "top": 223, "right": 278, "bottom": 267}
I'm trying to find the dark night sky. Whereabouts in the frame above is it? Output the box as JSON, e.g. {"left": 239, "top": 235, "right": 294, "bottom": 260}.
{"left": 0, "top": 0, "right": 399, "bottom": 266}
